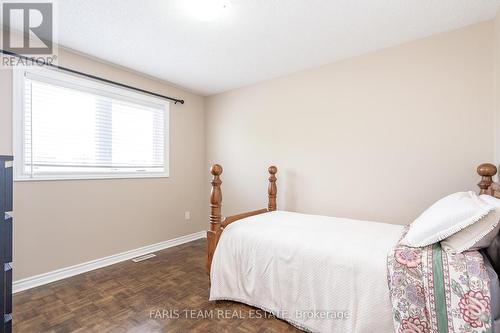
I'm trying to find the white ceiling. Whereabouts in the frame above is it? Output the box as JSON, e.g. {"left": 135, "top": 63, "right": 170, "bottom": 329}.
{"left": 46, "top": 0, "right": 500, "bottom": 95}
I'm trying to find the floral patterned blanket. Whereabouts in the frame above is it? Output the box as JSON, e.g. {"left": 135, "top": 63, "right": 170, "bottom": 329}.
{"left": 387, "top": 229, "right": 492, "bottom": 333}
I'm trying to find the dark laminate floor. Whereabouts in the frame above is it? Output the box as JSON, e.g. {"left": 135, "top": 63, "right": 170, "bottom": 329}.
{"left": 13, "top": 239, "right": 301, "bottom": 333}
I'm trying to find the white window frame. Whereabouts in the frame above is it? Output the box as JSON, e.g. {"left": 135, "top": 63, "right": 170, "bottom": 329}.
{"left": 13, "top": 66, "right": 170, "bottom": 181}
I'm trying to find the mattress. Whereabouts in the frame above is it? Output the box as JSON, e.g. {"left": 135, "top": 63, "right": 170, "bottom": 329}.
{"left": 209, "top": 210, "right": 404, "bottom": 333}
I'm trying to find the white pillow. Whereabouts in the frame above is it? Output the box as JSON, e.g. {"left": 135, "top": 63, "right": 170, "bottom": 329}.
{"left": 441, "top": 195, "right": 500, "bottom": 253}
{"left": 402, "top": 191, "right": 493, "bottom": 247}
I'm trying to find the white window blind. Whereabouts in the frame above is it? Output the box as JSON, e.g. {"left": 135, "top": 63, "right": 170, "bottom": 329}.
{"left": 14, "top": 67, "right": 169, "bottom": 180}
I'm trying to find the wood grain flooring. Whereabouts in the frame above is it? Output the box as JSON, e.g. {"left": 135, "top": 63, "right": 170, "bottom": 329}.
{"left": 13, "top": 239, "right": 301, "bottom": 333}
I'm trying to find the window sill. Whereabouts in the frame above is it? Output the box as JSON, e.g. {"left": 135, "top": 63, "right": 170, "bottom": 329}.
{"left": 14, "top": 173, "right": 170, "bottom": 182}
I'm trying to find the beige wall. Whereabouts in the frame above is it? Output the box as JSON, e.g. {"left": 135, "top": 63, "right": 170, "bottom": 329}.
{"left": 0, "top": 49, "right": 207, "bottom": 280}
{"left": 2, "top": 20, "right": 497, "bottom": 281}
{"left": 206, "top": 21, "right": 495, "bottom": 225}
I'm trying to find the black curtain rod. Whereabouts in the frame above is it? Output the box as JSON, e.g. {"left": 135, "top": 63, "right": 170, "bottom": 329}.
{"left": 0, "top": 49, "right": 185, "bottom": 104}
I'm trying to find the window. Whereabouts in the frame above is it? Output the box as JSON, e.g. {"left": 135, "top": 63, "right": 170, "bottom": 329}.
{"left": 13, "top": 67, "right": 169, "bottom": 180}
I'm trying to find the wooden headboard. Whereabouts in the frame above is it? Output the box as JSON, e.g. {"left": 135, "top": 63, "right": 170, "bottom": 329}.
{"left": 477, "top": 163, "right": 500, "bottom": 198}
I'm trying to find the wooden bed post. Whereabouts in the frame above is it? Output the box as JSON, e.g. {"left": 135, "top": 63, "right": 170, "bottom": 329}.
{"left": 477, "top": 163, "right": 497, "bottom": 195}
{"left": 207, "top": 164, "right": 278, "bottom": 275}
{"left": 207, "top": 164, "right": 223, "bottom": 274}
{"left": 268, "top": 166, "right": 278, "bottom": 211}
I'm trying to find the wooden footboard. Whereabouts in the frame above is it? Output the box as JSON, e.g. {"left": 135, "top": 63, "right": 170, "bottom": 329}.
{"left": 206, "top": 164, "right": 277, "bottom": 275}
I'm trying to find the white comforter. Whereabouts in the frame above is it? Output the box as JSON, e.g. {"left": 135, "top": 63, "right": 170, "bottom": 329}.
{"left": 210, "top": 211, "right": 404, "bottom": 333}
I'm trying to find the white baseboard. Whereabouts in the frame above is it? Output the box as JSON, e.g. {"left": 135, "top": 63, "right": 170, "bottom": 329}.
{"left": 13, "top": 230, "right": 206, "bottom": 293}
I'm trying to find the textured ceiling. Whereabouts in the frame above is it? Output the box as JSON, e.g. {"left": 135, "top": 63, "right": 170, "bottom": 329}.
{"left": 26, "top": 0, "right": 500, "bottom": 94}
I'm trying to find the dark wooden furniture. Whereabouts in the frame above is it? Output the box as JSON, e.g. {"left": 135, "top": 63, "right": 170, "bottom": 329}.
{"left": 0, "top": 156, "right": 13, "bottom": 333}
{"left": 206, "top": 164, "right": 277, "bottom": 274}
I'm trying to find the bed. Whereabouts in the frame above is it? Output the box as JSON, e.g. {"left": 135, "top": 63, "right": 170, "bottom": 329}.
{"left": 206, "top": 164, "right": 500, "bottom": 332}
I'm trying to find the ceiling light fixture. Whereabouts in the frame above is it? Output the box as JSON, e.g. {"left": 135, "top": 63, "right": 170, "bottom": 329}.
{"left": 182, "top": 0, "right": 231, "bottom": 22}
